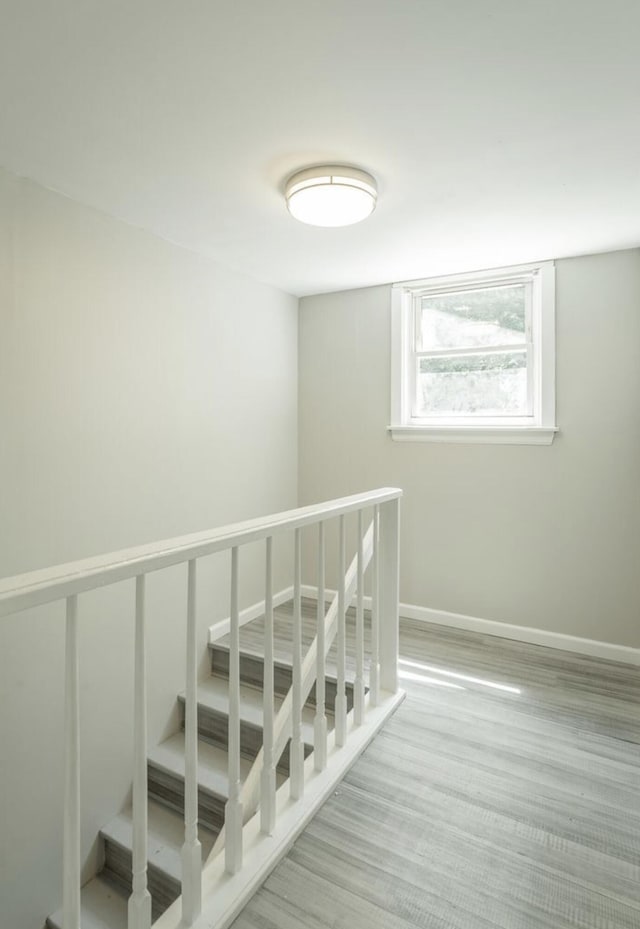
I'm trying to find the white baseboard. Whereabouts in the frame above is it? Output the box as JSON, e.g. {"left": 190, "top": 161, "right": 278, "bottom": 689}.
{"left": 209, "top": 586, "right": 293, "bottom": 642}
{"left": 398, "top": 602, "right": 640, "bottom": 666}
{"left": 301, "top": 585, "right": 640, "bottom": 667}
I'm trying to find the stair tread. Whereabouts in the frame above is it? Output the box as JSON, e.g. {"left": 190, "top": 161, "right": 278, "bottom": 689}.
{"left": 210, "top": 638, "right": 360, "bottom": 685}
{"left": 47, "top": 875, "right": 128, "bottom": 929}
{"left": 180, "top": 676, "right": 325, "bottom": 743}
{"left": 210, "top": 596, "right": 369, "bottom": 687}
{"left": 100, "top": 797, "right": 214, "bottom": 883}
{"left": 148, "top": 731, "right": 254, "bottom": 799}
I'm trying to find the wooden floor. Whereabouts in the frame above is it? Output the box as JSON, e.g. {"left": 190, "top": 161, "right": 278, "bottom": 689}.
{"left": 230, "top": 609, "right": 640, "bottom": 929}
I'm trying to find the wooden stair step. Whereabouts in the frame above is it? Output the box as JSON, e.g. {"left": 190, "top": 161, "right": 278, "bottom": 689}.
{"left": 46, "top": 874, "right": 128, "bottom": 929}
{"left": 99, "top": 797, "right": 215, "bottom": 921}
{"left": 149, "top": 731, "right": 249, "bottom": 799}
{"left": 177, "top": 677, "right": 321, "bottom": 770}
{"left": 212, "top": 596, "right": 371, "bottom": 677}
{"left": 147, "top": 731, "right": 279, "bottom": 832}
{"left": 210, "top": 642, "right": 356, "bottom": 711}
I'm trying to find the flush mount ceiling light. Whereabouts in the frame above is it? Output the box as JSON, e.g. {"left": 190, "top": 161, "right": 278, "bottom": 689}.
{"left": 285, "top": 165, "right": 377, "bottom": 227}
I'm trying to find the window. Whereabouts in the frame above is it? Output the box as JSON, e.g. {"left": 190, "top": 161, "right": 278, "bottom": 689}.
{"left": 390, "top": 262, "right": 557, "bottom": 444}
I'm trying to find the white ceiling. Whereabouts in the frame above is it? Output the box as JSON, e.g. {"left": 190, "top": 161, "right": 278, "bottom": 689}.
{"left": 1, "top": 1, "right": 639, "bottom": 296}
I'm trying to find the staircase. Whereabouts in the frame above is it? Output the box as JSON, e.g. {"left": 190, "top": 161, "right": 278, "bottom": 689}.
{"left": 46, "top": 598, "right": 355, "bottom": 929}
{"left": 0, "top": 489, "right": 402, "bottom": 929}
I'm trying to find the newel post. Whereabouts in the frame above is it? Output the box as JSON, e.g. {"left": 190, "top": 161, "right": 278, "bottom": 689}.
{"left": 378, "top": 496, "right": 401, "bottom": 694}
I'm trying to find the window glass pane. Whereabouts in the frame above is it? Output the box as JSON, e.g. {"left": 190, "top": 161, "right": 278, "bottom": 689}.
{"left": 416, "top": 351, "right": 527, "bottom": 416}
{"left": 419, "top": 284, "right": 526, "bottom": 351}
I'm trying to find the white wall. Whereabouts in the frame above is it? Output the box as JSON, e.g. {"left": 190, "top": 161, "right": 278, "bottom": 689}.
{"left": 299, "top": 248, "right": 640, "bottom": 649}
{"left": 0, "top": 167, "right": 298, "bottom": 929}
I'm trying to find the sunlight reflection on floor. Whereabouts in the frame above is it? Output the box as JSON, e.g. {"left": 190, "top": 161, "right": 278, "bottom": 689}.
{"left": 398, "top": 657, "right": 521, "bottom": 694}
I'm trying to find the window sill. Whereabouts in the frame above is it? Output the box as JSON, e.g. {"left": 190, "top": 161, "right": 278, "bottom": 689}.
{"left": 388, "top": 424, "right": 558, "bottom": 445}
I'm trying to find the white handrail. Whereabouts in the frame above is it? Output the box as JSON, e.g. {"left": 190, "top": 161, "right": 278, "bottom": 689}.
{"left": 0, "top": 488, "right": 402, "bottom": 617}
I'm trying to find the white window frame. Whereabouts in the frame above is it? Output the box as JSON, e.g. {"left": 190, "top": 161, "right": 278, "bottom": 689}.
{"left": 389, "top": 261, "right": 557, "bottom": 445}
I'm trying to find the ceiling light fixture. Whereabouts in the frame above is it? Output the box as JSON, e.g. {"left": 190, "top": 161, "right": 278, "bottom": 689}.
{"left": 285, "top": 165, "right": 377, "bottom": 227}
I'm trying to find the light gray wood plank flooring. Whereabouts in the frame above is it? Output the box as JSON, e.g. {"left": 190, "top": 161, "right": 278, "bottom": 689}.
{"left": 230, "top": 604, "right": 640, "bottom": 929}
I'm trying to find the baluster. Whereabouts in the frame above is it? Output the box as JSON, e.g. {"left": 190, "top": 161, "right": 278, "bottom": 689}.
{"left": 314, "top": 521, "right": 327, "bottom": 771}
{"left": 225, "top": 547, "right": 244, "bottom": 874}
{"left": 354, "top": 510, "right": 365, "bottom": 725}
{"left": 182, "top": 560, "right": 202, "bottom": 924}
{"left": 260, "top": 537, "right": 276, "bottom": 834}
{"left": 129, "top": 576, "right": 151, "bottom": 929}
{"left": 370, "top": 505, "right": 381, "bottom": 706}
{"left": 290, "top": 528, "right": 305, "bottom": 800}
{"left": 335, "top": 515, "right": 347, "bottom": 747}
{"left": 379, "top": 497, "right": 400, "bottom": 694}
{"left": 63, "top": 595, "right": 80, "bottom": 929}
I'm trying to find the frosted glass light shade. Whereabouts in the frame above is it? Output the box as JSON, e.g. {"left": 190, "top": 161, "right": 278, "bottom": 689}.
{"left": 285, "top": 166, "right": 377, "bottom": 227}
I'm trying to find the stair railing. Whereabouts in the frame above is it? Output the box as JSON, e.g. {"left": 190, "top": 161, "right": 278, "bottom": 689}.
{"left": 207, "top": 516, "right": 375, "bottom": 864}
{"left": 0, "top": 487, "right": 401, "bottom": 929}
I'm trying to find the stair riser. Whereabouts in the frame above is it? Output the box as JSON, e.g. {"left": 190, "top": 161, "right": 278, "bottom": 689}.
{"left": 210, "top": 647, "right": 355, "bottom": 712}
{"left": 177, "top": 699, "right": 312, "bottom": 774}
{"left": 101, "top": 840, "right": 180, "bottom": 922}
{"left": 147, "top": 763, "right": 224, "bottom": 834}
